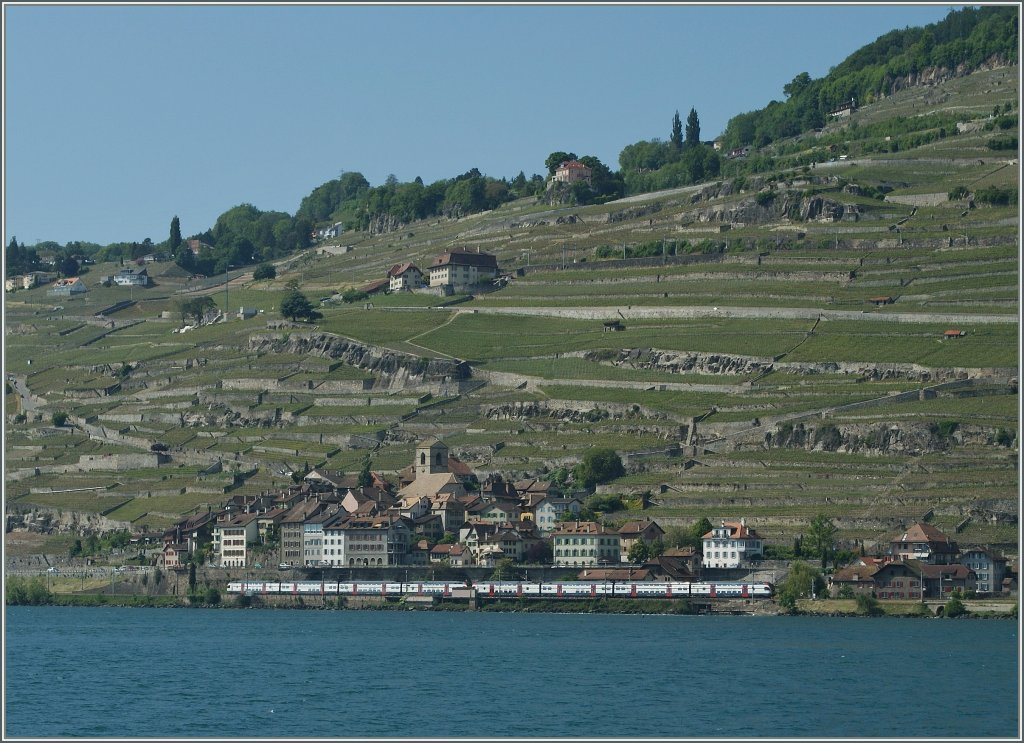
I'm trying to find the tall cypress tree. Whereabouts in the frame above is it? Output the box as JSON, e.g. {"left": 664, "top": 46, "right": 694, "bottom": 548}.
{"left": 685, "top": 108, "right": 701, "bottom": 147}
{"left": 670, "top": 110, "right": 683, "bottom": 150}
{"left": 168, "top": 216, "right": 182, "bottom": 254}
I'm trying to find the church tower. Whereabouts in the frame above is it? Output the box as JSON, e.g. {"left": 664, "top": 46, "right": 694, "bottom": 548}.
{"left": 414, "top": 437, "right": 449, "bottom": 478}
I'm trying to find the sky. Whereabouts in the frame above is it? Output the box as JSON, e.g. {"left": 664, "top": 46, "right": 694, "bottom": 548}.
{"left": 3, "top": 2, "right": 963, "bottom": 248}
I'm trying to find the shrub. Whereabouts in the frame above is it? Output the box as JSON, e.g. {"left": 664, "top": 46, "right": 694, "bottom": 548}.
{"left": 855, "top": 593, "right": 883, "bottom": 616}
{"left": 948, "top": 185, "right": 969, "bottom": 200}
{"left": 252, "top": 263, "right": 276, "bottom": 280}
{"left": 51, "top": 411, "right": 68, "bottom": 427}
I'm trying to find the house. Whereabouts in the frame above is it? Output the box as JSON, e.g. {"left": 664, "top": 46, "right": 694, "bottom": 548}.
{"left": 726, "top": 146, "right": 752, "bottom": 160}
{"left": 213, "top": 512, "right": 260, "bottom": 568}
{"left": 868, "top": 296, "right": 894, "bottom": 306}
{"left": 237, "top": 307, "right": 259, "bottom": 320}
{"left": 112, "top": 267, "right": 149, "bottom": 287}
{"left": 324, "top": 514, "right": 413, "bottom": 567}
{"left": 407, "top": 539, "right": 432, "bottom": 566}
{"left": 603, "top": 320, "right": 625, "bottom": 332}
{"left": 829, "top": 563, "right": 880, "bottom": 597}
{"left": 943, "top": 329, "right": 966, "bottom": 339}
{"left": 279, "top": 497, "right": 336, "bottom": 567}
{"left": 430, "top": 543, "right": 469, "bottom": 566}
{"left": 552, "top": 159, "right": 593, "bottom": 185}
{"left": 161, "top": 543, "right": 190, "bottom": 569}
{"left": 533, "top": 496, "right": 582, "bottom": 532}
{"left": 164, "top": 510, "right": 217, "bottom": 556}
{"left": 186, "top": 239, "right": 213, "bottom": 255}
{"left": 410, "top": 513, "right": 445, "bottom": 543}
{"left": 871, "top": 561, "right": 923, "bottom": 600}
{"left": 317, "top": 222, "right": 345, "bottom": 240}
{"left": 473, "top": 497, "right": 522, "bottom": 526}
{"left": 460, "top": 521, "right": 498, "bottom": 561}
{"left": 341, "top": 487, "right": 396, "bottom": 516}
{"left": 959, "top": 547, "right": 1008, "bottom": 595}
{"left": 645, "top": 550, "right": 700, "bottom": 582}
{"left": 302, "top": 505, "right": 343, "bottom": 566}
{"left": 917, "top": 562, "right": 976, "bottom": 598}
{"left": 618, "top": 519, "right": 666, "bottom": 563}
{"left": 359, "top": 277, "right": 390, "bottom": 296}
{"left": 6, "top": 272, "right": 51, "bottom": 292}
{"left": 428, "top": 249, "right": 499, "bottom": 292}
{"left": 889, "top": 522, "right": 959, "bottom": 564}
{"left": 701, "top": 518, "right": 764, "bottom": 569}
{"left": 480, "top": 527, "right": 526, "bottom": 563}
{"left": 551, "top": 521, "right": 621, "bottom": 568}
{"left": 387, "top": 262, "right": 425, "bottom": 291}
{"left": 828, "top": 99, "right": 857, "bottom": 118}
{"left": 47, "top": 277, "right": 88, "bottom": 297}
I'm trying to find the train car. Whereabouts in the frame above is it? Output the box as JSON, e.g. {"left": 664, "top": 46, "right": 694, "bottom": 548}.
{"left": 224, "top": 579, "right": 773, "bottom": 599}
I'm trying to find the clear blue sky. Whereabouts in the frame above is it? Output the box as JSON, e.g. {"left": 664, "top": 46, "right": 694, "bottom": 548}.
{"left": 4, "top": 3, "right": 960, "bottom": 247}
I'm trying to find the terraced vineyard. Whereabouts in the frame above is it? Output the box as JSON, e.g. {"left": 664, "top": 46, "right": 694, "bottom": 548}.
{"left": 4, "top": 65, "right": 1018, "bottom": 553}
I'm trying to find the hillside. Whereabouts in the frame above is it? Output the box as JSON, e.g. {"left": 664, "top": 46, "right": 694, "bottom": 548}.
{"left": 4, "top": 63, "right": 1019, "bottom": 557}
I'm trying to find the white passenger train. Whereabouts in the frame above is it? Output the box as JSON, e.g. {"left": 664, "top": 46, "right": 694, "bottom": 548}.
{"left": 226, "top": 580, "right": 773, "bottom": 599}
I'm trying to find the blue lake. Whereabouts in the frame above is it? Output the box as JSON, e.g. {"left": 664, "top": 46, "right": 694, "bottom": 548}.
{"left": 4, "top": 606, "right": 1019, "bottom": 738}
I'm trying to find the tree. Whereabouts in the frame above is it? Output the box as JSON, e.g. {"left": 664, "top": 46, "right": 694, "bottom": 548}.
{"left": 58, "top": 254, "right": 80, "bottom": 278}
{"left": 777, "top": 560, "right": 826, "bottom": 609}
{"left": 357, "top": 456, "right": 373, "bottom": 488}
{"left": 573, "top": 448, "right": 625, "bottom": 489}
{"left": 783, "top": 71, "right": 812, "bottom": 99}
{"left": 685, "top": 108, "right": 701, "bottom": 147}
{"left": 51, "top": 411, "right": 68, "bottom": 427}
{"left": 544, "top": 151, "right": 578, "bottom": 175}
{"left": 178, "top": 296, "right": 216, "bottom": 324}
{"left": 490, "top": 557, "right": 515, "bottom": 581}
{"left": 690, "top": 517, "right": 713, "bottom": 546}
{"left": 188, "top": 562, "right": 197, "bottom": 592}
{"left": 943, "top": 590, "right": 967, "bottom": 618}
{"left": 280, "top": 289, "right": 322, "bottom": 323}
{"left": 168, "top": 216, "right": 182, "bottom": 253}
{"left": 252, "top": 263, "right": 276, "bottom": 281}
{"left": 670, "top": 110, "right": 683, "bottom": 150}
{"left": 627, "top": 541, "right": 649, "bottom": 564}
{"left": 806, "top": 513, "right": 838, "bottom": 568}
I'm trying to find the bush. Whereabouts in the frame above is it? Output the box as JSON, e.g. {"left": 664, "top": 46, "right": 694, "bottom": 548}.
{"left": 974, "top": 186, "right": 1017, "bottom": 206}
{"left": 252, "top": 263, "right": 276, "bottom": 280}
{"left": 948, "top": 185, "right": 969, "bottom": 200}
{"left": 342, "top": 289, "right": 370, "bottom": 304}
{"left": 51, "top": 411, "right": 68, "bottom": 427}
{"left": 855, "top": 593, "right": 883, "bottom": 616}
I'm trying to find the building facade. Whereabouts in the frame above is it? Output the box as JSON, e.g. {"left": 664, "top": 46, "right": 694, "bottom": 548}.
{"left": 701, "top": 519, "right": 764, "bottom": 569}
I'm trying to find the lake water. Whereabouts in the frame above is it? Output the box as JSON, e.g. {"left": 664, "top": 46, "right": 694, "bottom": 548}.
{"left": 4, "top": 606, "right": 1019, "bottom": 738}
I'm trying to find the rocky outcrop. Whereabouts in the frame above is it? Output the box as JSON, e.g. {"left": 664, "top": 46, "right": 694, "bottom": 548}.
{"left": 607, "top": 202, "right": 663, "bottom": 223}
{"left": 247, "top": 332, "right": 471, "bottom": 384}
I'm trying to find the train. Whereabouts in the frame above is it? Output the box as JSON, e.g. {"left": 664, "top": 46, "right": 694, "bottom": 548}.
{"left": 225, "top": 580, "right": 773, "bottom": 600}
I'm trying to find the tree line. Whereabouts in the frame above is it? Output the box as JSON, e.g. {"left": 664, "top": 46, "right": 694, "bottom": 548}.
{"left": 719, "top": 5, "right": 1017, "bottom": 151}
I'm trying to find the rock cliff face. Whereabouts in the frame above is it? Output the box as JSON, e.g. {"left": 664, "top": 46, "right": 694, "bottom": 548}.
{"left": 247, "top": 332, "right": 471, "bottom": 384}
{"left": 593, "top": 348, "right": 981, "bottom": 383}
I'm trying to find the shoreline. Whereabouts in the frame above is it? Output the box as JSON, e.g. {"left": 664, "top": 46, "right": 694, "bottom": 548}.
{"left": 6, "top": 592, "right": 1018, "bottom": 619}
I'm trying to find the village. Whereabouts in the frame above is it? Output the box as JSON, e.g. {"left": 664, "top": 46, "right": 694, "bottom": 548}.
{"left": 136, "top": 436, "right": 1016, "bottom": 603}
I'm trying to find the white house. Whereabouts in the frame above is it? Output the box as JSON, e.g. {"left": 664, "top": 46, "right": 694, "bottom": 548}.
{"left": 534, "top": 496, "right": 582, "bottom": 532}
{"left": 388, "top": 262, "right": 425, "bottom": 291}
{"left": 112, "top": 267, "right": 149, "bottom": 287}
{"left": 701, "top": 518, "right": 764, "bottom": 569}
{"left": 213, "top": 513, "right": 260, "bottom": 568}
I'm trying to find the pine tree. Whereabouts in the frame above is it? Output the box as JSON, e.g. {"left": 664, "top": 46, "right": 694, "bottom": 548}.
{"left": 670, "top": 110, "right": 683, "bottom": 150}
